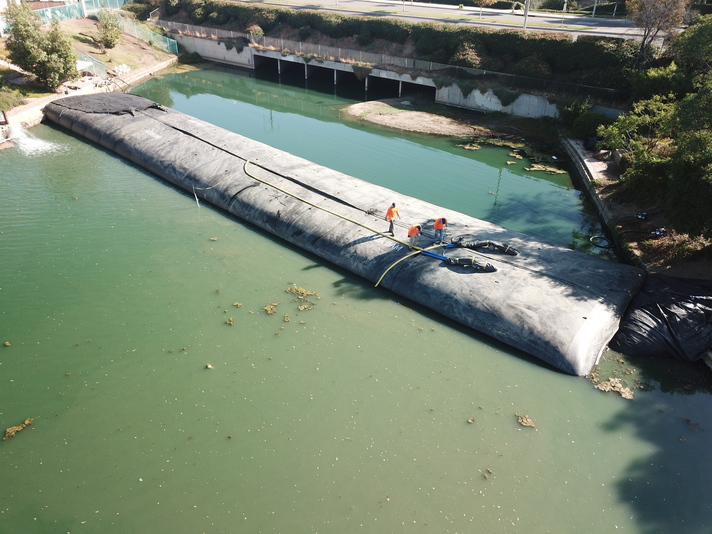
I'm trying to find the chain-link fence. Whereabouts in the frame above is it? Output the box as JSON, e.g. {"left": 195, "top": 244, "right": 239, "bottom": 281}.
{"left": 31, "top": 2, "right": 177, "bottom": 56}
{"left": 120, "top": 19, "right": 179, "bottom": 54}
{"left": 76, "top": 51, "right": 108, "bottom": 78}
{"left": 34, "top": 3, "right": 84, "bottom": 25}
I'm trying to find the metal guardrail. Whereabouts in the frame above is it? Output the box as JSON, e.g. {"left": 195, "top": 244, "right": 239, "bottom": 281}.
{"left": 159, "top": 20, "right": 627, "bottom": 102}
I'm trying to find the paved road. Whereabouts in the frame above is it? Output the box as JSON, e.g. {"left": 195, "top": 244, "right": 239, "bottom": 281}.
{"left": 259, "top": 0, "right": 643, "bottom": 40}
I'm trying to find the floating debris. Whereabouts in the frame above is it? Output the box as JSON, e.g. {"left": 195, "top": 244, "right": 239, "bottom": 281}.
{"left": 457, "top": 142, "right": 482, "bottom": 151}
{"left": 515, "top": 413, "right": 536, "bottom": 428}
{"left": 3, "top": 418, "right": 34, "bottom": 440}
{"left": 594, "top": 377, "right": 634, "bottom": 400}
{"left": 283, "top": 314, "right": 290, "bottom": 322}
{"left": 263, "top": 302, "right": 280, "bottom": 315}
{"left": 205, "top": 364, "right": 213, "bottom": 369}
{"left": 215, "top": 289, "right": 221, "bottom": 294}
{"left": 508, "top": 152, "right": 523, "bottom": 159}
{"left": 209, "top": 237, "right": 218, "bottom": 241}
{"left": 683, "top": 417, "right": 703, "bottom": 432}
{"left": 467, "top": 417, "right": 475, "bottom": 424}
{"left": 3, "top": 341, "right": 10, "bottom": 347}
{"left": 506, "top": 161, "right": 517, "bottom": 165}
{"left": 232, "top": 302, "right": 242, "bottom": 308}
{"left": 524, "top": 163, "right": 567, "bottom": 175}
{"left": 286, "top": 285, "right": 319, "bottom": 301}
{"left": 225, "top": 317, "right": 235, "bottom": 326}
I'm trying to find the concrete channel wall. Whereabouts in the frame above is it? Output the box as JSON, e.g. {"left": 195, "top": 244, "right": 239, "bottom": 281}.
{"left": 166, "top": 28, "right": 560, "bottom": 119}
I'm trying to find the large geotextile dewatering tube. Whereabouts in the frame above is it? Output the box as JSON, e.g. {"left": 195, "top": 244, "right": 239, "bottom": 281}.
{"left": 43, "top": 93, "right": 645, "bottom": 376}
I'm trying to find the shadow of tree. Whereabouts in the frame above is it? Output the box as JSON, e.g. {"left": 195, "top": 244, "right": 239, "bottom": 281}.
{"left": 597, "top": 352, "right": 712, "bottom": 532}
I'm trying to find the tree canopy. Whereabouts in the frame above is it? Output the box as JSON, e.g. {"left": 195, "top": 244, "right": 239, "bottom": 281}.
{"left": 5, "top": 3, "right": 78, "bottom": 90}
{"left": 97, "top": 8, "right": 124, "bottom": 49}
{"left": 599, "top": 15, "right": 712, "bottom": 237}
{"left": 626, "top": 0, "right": 688, "bottom": 62}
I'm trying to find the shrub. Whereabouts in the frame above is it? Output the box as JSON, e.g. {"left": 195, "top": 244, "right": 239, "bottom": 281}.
{"left": 298, "top": 26, "right": 311, "bottom": 40}
{"left": 164, "top": 0, "right": 181, "bottom": 16}
{"left": 0, "top": 86, "right": 26, "bottom": 112}
{"left": 570, "top": 110, "right": 612, "bottom": 139}
{"left": 178, "top": 51, "right": 203, "bottom": 63}
{"left": 510, "top": 55, "right": 552, "bottom": 78}
{"left": 558, "top": 97, "right": 592, "bottom": 127}
{"left": 246, "top": 24, "right": 264, "bottom": 40}
{"left": 449, "top": 42, "right": 481, "bottom": 68}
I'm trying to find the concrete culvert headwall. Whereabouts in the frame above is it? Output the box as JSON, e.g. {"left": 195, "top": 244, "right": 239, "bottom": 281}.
{"left": 43, "top": 93, "right": 646, "bottom": 376}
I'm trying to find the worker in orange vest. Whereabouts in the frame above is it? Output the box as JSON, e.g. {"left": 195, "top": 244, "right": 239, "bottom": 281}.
{"left": 433, "top": 217, "right": 449, "bottom": 244}
{"left": 385, "top": 203, "right": 400, "bottom": 236}
{"left": 408, "top": 224, "right": 423, "bottom": 250}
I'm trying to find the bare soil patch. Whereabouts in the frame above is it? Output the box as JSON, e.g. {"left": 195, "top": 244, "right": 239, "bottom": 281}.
{"left": 342, "top": 99, "right": 478, "bottom": 137}
{"left": 59, "top": 18, "right": 175, "bottom": 76}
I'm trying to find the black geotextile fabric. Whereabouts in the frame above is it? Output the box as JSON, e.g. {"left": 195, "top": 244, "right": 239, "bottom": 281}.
{"left": 610, "top": 274, "right": 712, "bottom": 362}
{"left": 51, "top": 93, "right": 157, "bottom": 114}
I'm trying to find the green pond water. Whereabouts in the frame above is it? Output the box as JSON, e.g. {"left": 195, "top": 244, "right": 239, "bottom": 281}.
{"left": 1, "top": 66, "right": 710, "bottom": 533}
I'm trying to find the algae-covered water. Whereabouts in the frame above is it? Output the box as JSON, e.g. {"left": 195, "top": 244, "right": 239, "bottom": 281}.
{"left": 1, "top": 66, "right": 710, "bottom": 533}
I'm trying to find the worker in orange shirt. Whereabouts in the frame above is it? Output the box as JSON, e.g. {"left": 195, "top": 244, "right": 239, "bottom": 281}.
{"left": 407, "top": 224, "right": 423, "bottom": 250}
{"left": 433, "top": 217, "right": 448, "bottom": 244}
{"left": 385, "top": 203, "right": 400, "bottom": 236}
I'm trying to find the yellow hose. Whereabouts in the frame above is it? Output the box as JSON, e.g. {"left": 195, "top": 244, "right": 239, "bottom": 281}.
{"left": 242, "top": 159, "right": 412, "bottom": 242}
{"left": 241, "top": 160, "right": 447, "bottom": 288}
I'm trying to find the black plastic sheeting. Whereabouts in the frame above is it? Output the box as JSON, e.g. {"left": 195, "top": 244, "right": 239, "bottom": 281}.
{"left": 48, "top": 93, "right": 163, "bottom": 115}
{"left": 611, "top": 275, "right": 712, "bottom": 363}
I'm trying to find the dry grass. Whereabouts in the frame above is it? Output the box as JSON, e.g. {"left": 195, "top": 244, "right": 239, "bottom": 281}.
{"left": 59, "top": 18, "right": 174, "bottom": 74}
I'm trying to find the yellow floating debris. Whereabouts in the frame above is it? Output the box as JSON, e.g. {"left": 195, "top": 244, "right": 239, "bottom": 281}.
{"left": 209, "top": 237, "right": 218, "bottom": 241}
{"left": 524, "top": 163, "right": 567, "bottom": 175}
{"left": 3, "top": 418, "right": 34, "bottom": 440}
{"left": 232, "top": 302, "right": 242, "bottom": 308}
{"left": 285, "top": 285, "right": 318, "bottom": 301}
{"left": 205, "top": 364, "right": 213, "bottom": 369}
{"left": 3, "top": 341, "right": 10, "bottom": 347}
{"left": 456, "top": 142, "right": 482, "bottom": 151}
{"left": 283, "top": 314, "right": 290, "bottom": 322}
{"left": 515, "top": 413, "right": 536, "bottom": 427}
{"left": 263, "top": 303, "right": 280, "bottom": 315}
{"left": 594, "top": 377, "right": 635, "bottom": 400}
{"left": 225, "top": 317, "right": 235, "bottom": 326}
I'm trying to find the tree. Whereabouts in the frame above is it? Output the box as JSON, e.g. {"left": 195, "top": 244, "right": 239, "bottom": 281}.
{"left": 666, "top": 78, "right": 712, "bottom": 236}
{"left": 5, "top": 4, "right": 78, "bottom": 90}
{"left": 97, "top": 8, "right": 124, "bottom": 49}
{"left": 669, "top": 14, "right": 712, "bottom": 83}
{"left": 626, "top": 0, "right": 688, "bottom": 63}
{"left": 472, "top": 0, "right": 497, "bottom": 19}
